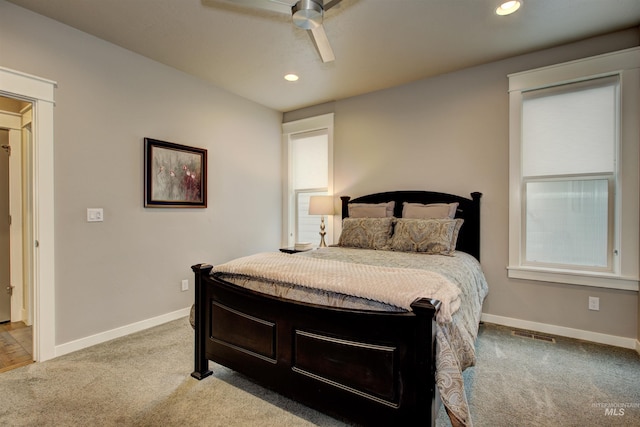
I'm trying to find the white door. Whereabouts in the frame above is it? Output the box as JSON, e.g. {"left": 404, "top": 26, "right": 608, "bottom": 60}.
{"left": 0, "top": 129, "right": 10, "bottom": 323}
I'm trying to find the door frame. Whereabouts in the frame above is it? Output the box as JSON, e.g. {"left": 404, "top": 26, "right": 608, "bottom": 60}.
{"left": 0, "top": 112, "right": 23, "bottom": 324}
{"left": 0, "top": 66, "right": 56, "bottom": 362}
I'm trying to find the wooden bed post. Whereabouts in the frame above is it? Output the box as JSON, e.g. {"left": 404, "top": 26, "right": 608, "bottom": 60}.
{"left": 191, "top": 263, "right": 213, "bottom": 380}
{"left": 340, "top": 196, "right": 350, "bottom": 219}
{"left": 410, "top": 298, "right": 441, "bottom": 426}
{"left": 469, "top": 192, "right": 482, "bottom": 262}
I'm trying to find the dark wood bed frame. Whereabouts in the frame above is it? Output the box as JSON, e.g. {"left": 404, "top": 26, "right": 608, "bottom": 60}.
{"left": 191, "top": 191, "right": 482, "bottom": 426}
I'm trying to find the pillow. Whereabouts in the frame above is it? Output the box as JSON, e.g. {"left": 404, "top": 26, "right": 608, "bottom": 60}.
{"left": 348, "top": 201, "right": 395, "bottom": 218}
{"left": 390, "top": 218, "right": 460, "bottom": 255}
{"left": 338, "top": 217, "right": 394, "bottom": 250}
{"left": 402, "top": 202, "right": 459, "bottom": 219}
{"left": 450, "top": 218, "right": 464, "bottom": 251}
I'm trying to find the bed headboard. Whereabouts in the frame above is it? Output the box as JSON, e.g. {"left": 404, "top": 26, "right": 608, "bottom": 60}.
{"left": 340, "top": 191, "right": 482, "bottom": 260}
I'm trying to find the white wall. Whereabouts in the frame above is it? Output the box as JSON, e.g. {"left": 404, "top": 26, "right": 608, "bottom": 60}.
{"left": 322, "top": 29, "right": 639, "bottom": 344}
{"left": 0, "top": 1, "right": 282, "bottom": 345}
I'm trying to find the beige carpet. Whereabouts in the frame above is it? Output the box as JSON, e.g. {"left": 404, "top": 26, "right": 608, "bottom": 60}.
{"left": 0, "top": 318, "right": 345, "bottom": 427}
{"left": 454, "top": 323, "right": 640, "bottom": 427}
{"left": 0, "top": 318, "right": 638, "bottom": 426}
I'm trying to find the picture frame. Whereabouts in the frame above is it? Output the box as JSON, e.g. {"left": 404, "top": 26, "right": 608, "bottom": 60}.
{"left": 144, "top": 138, "right": 207, "bottom": 208}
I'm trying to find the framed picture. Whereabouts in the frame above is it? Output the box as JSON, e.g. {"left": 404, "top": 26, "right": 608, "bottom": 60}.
{"left": 144, "top": 138, "right": 207, "bottom": 208}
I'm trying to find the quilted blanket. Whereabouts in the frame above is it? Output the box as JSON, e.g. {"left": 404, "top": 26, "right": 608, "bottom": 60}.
{"left": 213, "top": 251, "right": 461, "bottom": 323}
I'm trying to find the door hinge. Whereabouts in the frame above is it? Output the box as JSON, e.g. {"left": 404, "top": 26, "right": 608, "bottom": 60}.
{"left": 1, "top": 145, "right": 10, "bottom": 156}
{"left": 6, "top": 286, "right": 14, "bottom": 296}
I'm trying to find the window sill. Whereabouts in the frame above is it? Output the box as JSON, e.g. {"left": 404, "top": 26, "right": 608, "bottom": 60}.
{"left": 507, "top": 266, "right": 639, "bottom": 291}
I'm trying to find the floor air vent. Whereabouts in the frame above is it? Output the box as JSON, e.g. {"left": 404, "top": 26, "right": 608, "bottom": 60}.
{"left": 511, "top": 330, "right": 556, "bottom": 343}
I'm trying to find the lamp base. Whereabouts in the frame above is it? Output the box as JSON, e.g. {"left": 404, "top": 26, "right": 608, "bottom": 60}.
{"left": 319, "top": 232, "right": 327, "bottom": 248}
{"left": 318, "top": 216, "right": 327, "bottom": 248}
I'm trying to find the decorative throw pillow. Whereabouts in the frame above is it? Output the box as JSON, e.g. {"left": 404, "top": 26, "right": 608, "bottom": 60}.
{"left": 451, "top": 218, "right": 464, "bottom": 251}
{"left": 338, "top": 217, "right": 394, "bottom": 249}
{"left": 402, "top": 202, "right": 459, "bottom": 219}
{"left": 348, "top": 201, "right": 395, "bottom": 218}
{"left": 390, "top": 218, "right": 459, "bottom": 255}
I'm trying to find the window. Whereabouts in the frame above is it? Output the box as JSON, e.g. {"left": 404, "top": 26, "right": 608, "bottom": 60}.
{"left": 292, "top": 131, "right": 329, "bottom": 244}
{"left": 282, "top": 114, "right": 334, "bottom": 247}
{"left": 507, "top": 48, "right": 640, "bottom": 291}
{"left": 522, "top": 77, "right": 617, "bottom": 271}
{"left": 525, "top": 178, "right": 611, "bottom": 268}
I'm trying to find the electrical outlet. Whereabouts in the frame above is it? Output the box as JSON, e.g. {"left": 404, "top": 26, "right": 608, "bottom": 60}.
{"left": 588, "top": 296, "right": 600, "bottom": 311}
{"left": 181, "top": 279, "right": 189, "bottom": 292}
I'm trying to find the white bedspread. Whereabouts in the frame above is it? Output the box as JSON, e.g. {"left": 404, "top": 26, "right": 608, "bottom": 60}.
{"left": 213, "top": 251, "right": 461, "bottom": 323}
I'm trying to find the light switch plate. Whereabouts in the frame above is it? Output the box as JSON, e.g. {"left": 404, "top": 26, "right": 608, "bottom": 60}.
{"left": 87, "top": 208, "right": 104, "bottom": 222}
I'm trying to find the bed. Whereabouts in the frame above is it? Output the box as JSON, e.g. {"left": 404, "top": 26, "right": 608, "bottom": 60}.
{"left": 190, "top": 190, "right": 487, "bottom": 426}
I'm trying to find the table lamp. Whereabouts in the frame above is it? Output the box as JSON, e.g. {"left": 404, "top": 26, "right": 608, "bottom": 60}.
{"left": 308, "top": 195, "right": 334, "bottom": 247}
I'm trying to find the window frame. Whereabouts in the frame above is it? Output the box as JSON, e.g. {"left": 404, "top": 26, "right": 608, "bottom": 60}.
{"left": 507, "top": 48, "right": 640, "bottom": 291}
{"left": 282, "top": 113, "right": 334, "bottom": 247}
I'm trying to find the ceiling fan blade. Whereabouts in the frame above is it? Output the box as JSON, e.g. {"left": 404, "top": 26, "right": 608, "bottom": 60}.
{"left": 222, "top": 0, "right": 294, "bottom": 14}
{"left": 223, "top": 0, "right": 338, "bottom": 62}
{"left": 309, "top": 24, "right": 335, "bottom": 63}
{"left": 322, "top": 0, "right": 342, "bottom": 11}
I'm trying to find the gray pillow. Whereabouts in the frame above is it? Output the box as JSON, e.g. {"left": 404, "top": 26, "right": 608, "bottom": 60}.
{"left": 390, "top": 218, "right": 460, "bottom": 255}
{"left": 338, "top": 217, "right": 394, "bottom": 249}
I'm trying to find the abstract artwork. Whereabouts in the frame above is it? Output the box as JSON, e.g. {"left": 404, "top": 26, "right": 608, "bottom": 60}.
{"left": 144, "top": 138, "right": 207, "bottom": 208}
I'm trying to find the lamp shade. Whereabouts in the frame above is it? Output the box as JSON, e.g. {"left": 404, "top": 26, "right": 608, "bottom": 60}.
{"left": 309, "top": 195, "right": 334, "bottom": 215}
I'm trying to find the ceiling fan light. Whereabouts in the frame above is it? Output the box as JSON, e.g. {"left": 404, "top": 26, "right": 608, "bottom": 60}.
{"left": 292, "top": 0, "right": 323, "bottom": 30}
{"left": 496, "top": 0, "right": 521, "bottom": 16}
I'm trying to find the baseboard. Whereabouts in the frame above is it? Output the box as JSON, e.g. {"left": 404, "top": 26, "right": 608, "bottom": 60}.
{"left": 481, "top": 313, "right": 637, "bottom": 350}
{"left": 54, "top": 307, "right": 191, "bottom": 358}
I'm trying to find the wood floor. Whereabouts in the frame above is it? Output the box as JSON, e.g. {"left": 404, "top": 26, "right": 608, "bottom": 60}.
{"left": 0, "top": 322, "right": 33, "bottom": 373}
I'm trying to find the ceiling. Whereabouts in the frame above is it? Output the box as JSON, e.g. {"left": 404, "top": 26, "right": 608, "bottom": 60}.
{"left": 7, "top": 0, "right": 640, "bottom": 112}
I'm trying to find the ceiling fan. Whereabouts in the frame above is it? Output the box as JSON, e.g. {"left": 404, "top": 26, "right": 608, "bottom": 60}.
{"left": 221, "top": 0, "right": 342, "bottom": 62}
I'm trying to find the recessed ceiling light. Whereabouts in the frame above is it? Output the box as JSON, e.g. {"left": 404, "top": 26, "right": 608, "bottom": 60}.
{"left": 496, "top": 0, "right": 521, "bottom": 16}
{"left": 284, "top": 74, "right": 299, "bottom": 82}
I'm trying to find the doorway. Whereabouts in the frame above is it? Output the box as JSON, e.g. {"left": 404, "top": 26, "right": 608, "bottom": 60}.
{"left": 0, "top": 97, "right": 34, "bottom": 372}
{"left": 0, "top": 66, "right": 56, "bottom": 363}
{"left": 1, "top": 128, "right": 9, "bottom": 323}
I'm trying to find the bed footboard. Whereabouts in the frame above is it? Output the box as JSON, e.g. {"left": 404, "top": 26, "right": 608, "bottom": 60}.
{"left": 191, "top": 263, "right": 441, "bottom": 426}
